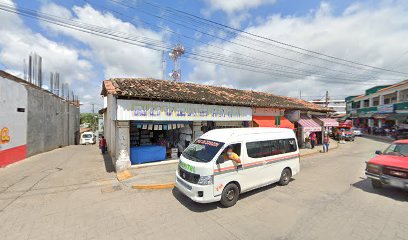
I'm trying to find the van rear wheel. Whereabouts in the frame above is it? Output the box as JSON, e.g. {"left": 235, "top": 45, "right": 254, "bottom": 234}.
{"left": 278, "top": 168, "right": 292, "bottom": 186}
{"left": 220, "top": 183, "right": 239, "bottom": 207}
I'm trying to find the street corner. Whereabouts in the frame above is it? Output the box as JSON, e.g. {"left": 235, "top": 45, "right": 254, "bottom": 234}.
{"left": 116, "top": 170, "right": 134, "bottom": 182}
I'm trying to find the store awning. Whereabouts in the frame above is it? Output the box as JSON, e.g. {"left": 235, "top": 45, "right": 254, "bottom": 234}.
{"left": 253, "top": 116, "right": 294, "bottom": 129}
{"left": 298, "top": 115, "right": 321, "bottom": 132}
{"left": 314, "top": 116, "right": 339, "bottom": 127}
{"left": 373, "top": 114, "right": 389, "bottom": 119}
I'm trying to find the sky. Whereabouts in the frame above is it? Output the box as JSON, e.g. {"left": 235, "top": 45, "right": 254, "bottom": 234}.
{"left": 1, "top": 0, "right": 408, "bottom": 112}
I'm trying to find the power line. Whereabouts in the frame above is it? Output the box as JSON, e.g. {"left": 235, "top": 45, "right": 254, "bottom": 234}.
{"left": 0, "top": 2, "right": 401, "bottom": 87}
{"left": 139, "top": 0, "right": 408, "bottom": 76}
{"left": 100, "top": 0, "right": 407, "bottom": 84}
{"left": 84, "top": 0, "right": 405, "bottom": 83}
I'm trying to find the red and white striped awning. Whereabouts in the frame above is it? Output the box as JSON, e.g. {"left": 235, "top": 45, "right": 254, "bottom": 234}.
{"left": 314, "top": 116, "right": 339, "bottom": 127}
{"left": 298, "top": 115, "right": 321, "bottom": 132}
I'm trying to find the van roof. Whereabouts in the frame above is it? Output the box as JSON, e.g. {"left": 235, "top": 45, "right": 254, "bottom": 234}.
{"left": 200, "top": 127, "right": 294, "bottom": 143}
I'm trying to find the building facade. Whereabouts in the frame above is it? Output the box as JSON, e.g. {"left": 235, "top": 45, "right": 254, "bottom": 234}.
{"left": 0, "top": 71, "right": 80, "bottom": 167}
{"left": 308, "top": 99, "right": 346, "bottom": 115}
{"left": 101, "top": 78, "right": 330, "bottom": 171}
{"left": 346, "top": 80, "right": 408, "bottom": 129}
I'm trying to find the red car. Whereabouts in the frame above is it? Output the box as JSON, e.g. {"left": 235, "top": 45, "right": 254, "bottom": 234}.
{"left": 366, "top": 140, "right": 408, "bottom": 189}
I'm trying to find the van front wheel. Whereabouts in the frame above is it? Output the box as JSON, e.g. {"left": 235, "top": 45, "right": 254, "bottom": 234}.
{"left": 278, "top": 168, "right": 292, "bottom": 186}
{"left": 220, "top": 183, "right": 239, "bottom": 207}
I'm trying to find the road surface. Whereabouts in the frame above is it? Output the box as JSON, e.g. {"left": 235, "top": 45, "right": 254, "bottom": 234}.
{"left": 0, "top": 137, "right": 407, "bottom": 240}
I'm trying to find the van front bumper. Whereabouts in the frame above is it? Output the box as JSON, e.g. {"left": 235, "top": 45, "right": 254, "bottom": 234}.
{"left": 366, "top": 171, "right": 408, "bottom": 189}
{"left": 175, "top": 171, "right": 220, "bottom": 203}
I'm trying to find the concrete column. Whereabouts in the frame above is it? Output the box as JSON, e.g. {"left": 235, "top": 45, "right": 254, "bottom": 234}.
{"left": 378, "top": 120, "right": 382, "bottom": 128}
{"left": 379, "top": 95, "right": 384, "bottom": 105}
{"left": 192, "top": 121, "right": 203, "bottom": 141}
{"left": 360, "top": 100, "right": 365, "bottom": 108}
{"left": 368, "top": 119, "right": 374, "bottom": 127}
{"left": 115, "top": 121, "right": 131, "bottom": 171}
{"left": 396, "top": 91, "right": 401, "bottom": 103}
{"left": 369, "top": 98, "right": 374, "bottom": 107}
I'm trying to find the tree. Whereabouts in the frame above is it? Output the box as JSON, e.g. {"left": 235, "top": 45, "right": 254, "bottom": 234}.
{"left": 80, "top": 113, "right": 98, "bottom": 130}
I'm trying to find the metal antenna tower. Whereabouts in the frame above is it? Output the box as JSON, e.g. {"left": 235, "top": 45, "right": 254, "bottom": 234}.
{"left": 168, "top": 43, "right": 184, "bottom": 81}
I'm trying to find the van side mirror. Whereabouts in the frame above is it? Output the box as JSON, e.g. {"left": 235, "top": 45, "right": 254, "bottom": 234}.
{"left": 375, "top": 150, "right": 382, "bottom": 155}
{"left": 216, "top": 155, "right": 224, "bottom": 164}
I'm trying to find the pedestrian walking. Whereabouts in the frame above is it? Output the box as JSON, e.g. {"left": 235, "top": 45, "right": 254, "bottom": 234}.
{"left": 99, "top": 136, "right": 107, "bottom": 154}
{"left": 309, "top": 132, "right": 316, "bottom": 149}
{"left": 323, "top": 135, "right": 330, "bottom": 153}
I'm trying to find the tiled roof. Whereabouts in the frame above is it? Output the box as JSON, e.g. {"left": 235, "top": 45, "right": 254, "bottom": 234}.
{"left": 101, "top": 78, "right": 330, "bottom": 112}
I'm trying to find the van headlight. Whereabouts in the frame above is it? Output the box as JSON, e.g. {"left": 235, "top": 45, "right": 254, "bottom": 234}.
{"left": 197, "top": 175, "right": 213, "bottom": 185}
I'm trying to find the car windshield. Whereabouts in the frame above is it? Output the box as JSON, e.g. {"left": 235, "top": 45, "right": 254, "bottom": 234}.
{"left": 182, "top": 139, "right": 224, "bottom": 163}
{"left": 83, "top": 134, "right": 93, "bottom": 138}
{"left": 383, "top": 143, "right": 408, "bottom": 157}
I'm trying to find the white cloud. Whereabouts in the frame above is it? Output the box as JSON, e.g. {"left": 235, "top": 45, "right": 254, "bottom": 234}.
{"left": 187, "top": 1, "right": 408, "bottom": 99}
{"left": 202, "top": 0, "right": 276, "bottom": 15}
{"left": 0, "top": 0, "right": 97, "bottom": 111}
{"left": 202, "top": 0, "right": 276, "bottom": 27}
{"left": 40, "top": 3, "right": 165, "bottom": 79}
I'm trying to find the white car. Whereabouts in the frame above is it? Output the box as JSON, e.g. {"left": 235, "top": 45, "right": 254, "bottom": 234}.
{"left": 176, "top": 128, "right": 300, "bottom": 207}
{"left": 352, "top": 128, "right": 363, "bottom": 136}
{"left": 80, "top": 132, "right": 95, "bottom": 145}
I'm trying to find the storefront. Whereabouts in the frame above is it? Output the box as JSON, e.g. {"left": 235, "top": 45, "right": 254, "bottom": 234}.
{"left": 296, "top": 115, "right": 322, "bottom": 148}
{"left": 313, "top": 115, "right": 339, "bottom": 138}
{"left": 252, "top": 108, "right": 294, "bottom": 129}
{"left": 101, "top": 77, "right": 330, "bottom": 171}
{"left": 115, "top": 99, "right": 252, "bottom": 165}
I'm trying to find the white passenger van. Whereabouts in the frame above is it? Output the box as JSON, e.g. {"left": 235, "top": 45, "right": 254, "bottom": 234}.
{"left": 176, "top": 128, "right": 300, "bottom": 207}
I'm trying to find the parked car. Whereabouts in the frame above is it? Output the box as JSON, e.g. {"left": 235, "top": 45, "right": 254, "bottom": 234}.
{"left": 336, "top": 128, "right": 355, "bottom": 141}
{"left": 365, "top": 140, "right": 408, "bottom": 189}
{"left": 351, "top": 128, "right": 363, "bottom": 136}
{"left": 394, "top": 128, "right": 408, "bottom": 140}
{"left": 80, "top": 132, "right": 95, "bottom": 145}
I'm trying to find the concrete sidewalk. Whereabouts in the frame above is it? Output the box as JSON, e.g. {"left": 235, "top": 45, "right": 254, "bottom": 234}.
{"left": 120, "top": 140, "right": 340, "bottom": 188}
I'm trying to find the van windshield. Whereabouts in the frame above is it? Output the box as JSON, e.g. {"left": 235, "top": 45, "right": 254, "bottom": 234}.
{"left": 82, "top": 134, "right": 93, "bottom": 138}
{"left": 182, "top": 139, "right": 224, "bottom": 163}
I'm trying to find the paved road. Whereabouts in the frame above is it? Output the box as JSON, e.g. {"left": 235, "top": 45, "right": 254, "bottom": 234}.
{"left": 0, "top": 138, "right": 407, "bottom": 240}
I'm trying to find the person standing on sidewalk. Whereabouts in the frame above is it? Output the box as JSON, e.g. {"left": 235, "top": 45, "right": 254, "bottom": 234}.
{"left": 309, "top": 132, "right": 316, "bottom": 149}
{"left": 99, "top": 136, "right": 107, "bottom": 154}
{"left": 323, "top": 135, "right": 330, "bottom": 153}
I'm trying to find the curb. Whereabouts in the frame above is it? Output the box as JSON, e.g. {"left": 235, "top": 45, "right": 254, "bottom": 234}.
{"left": 299, "top": 142, "right": 340, "bottom": 158}
{"left": 132, "top": 183, "right": 175, "bottom": 190}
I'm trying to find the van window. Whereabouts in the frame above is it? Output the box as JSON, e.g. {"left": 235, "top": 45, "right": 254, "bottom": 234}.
{"left": 246, "top": 138, "right": 297, "bottom": 158}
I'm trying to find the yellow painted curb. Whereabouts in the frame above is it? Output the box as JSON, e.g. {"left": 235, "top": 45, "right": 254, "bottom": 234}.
{"left": 116, "top": 170, "right": 133, "bottom": 181}
{"left": 132, "top": 183, "right": 175, "bottom": 190}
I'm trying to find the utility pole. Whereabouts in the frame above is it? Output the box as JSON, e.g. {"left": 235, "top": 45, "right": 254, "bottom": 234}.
{"left": 92, "top": 103, "right": 95, "bottom": 132}
{"left": 299, "top": 89, "right": 302, "bottom": 99}
{"left": 325, "top": 91, "right": 329, "bottom": 108}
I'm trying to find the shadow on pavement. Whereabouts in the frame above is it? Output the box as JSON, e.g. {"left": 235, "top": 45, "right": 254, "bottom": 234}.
{"left": 172, "top": 188, "right": 219, "bottom": 212}
{"left": 172, "top": 179, "right": 294, "bottom": 212}
{"left": 102, "top": 153, "right": 116, "bottom": 173}
{"left": 352, "top": 178, "right": 408, "bottom": 202}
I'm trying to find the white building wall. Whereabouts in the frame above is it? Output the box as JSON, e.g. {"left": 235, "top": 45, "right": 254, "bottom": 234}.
{"left": 0, "top": 76, "right": 28, "bottom": 153}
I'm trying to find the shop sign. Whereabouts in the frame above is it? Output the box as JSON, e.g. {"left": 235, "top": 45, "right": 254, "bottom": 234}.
{"left": 378, "top": 104, "right": 394, "bottom": 114}
{"left": 253, "top": 108, "right": 284, "bottom": 116}
{"left": 116, "top": 100, "right": 252, "bottom": 121}
{"left": 284, "top": 110, "right": 300, "bottom": 122}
